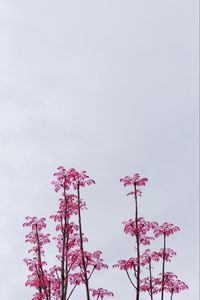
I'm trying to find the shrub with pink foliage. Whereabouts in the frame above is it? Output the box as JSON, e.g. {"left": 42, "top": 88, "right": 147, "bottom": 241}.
{"left": 113, "top": 172, "right": 188, "bottom": 300}
{"left": 23, "top": 167, "right": 112, "bottom": 300}
{"left": 23, "top": 169, "right": 188, "bottom": 300}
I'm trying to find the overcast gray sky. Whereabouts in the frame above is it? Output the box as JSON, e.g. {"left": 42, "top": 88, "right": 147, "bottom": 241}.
{"left": 0, "top": 1, "right": 199, "bottom": 299}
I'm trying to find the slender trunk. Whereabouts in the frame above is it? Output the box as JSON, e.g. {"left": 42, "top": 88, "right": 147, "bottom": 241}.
{"left": 64, "top": 230, "right": 69, "bottom": 299}
{"left": 77, "top": 183, "right": 91, "bottom": 300}
{"left": 60, "top": 178, "right": 70, "bottom": 300}
{"left": 35, "top": 224, "right": 49, "bottom": 300}
{"left": 125, "top": 269, "right": 137, "bottom": 289}
{"left": 170, "top": 290, "right": 174, "bottom": 300}
{"left": 66, "top": 283, "right": 77, "bottom": 300}
{"left": 48, "top": 281, "right": 51, "bottom": 300}
{"left": 149, "top": 259, "right": 153, "bottom": 300}
{"left": 61, "top": 214, "right": 67, "bottom": 300}
{"left": 134, "top": 183, "right": 140, "bottom": 300}
{"left": 161, "top": 233, "right": 166, "bottom": 300}
{"left": 35, "top": 263, "right": 43, "bottom": 298}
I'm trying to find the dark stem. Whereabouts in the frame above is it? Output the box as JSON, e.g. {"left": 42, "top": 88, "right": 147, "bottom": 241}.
{"left": 35, "top": 224, "right": 49, "bottom": 300}
{"left": 125, "top": 269, "right": 137, "bottom": 289}
{"left": 66, "top": 283, "right": 77, "bottom": 300}
{"left": 134, "top": 183, "right": 140, "bottom": 300}
{"left": 149, "top": 259, "right": 154, "bottom": 300}
{"left": 35, "top": 263, "right": 43, "bottom": 296}
{"left": 88, "top": 266, "right": 96, "bottom": 280}
{"left": 77, "top": 183, "right": 91, "bottom": 300}
{"left": 161, "top": 233, "right": 166, "bottom": 300}
{"left": 132, "top": 263, "right": 137, "bottom": 279}
{"left": 48, "top": 280, "right": 51, "bottom": 300}
{"left": 61, "top": 178, "right": 69, "bottom": 300}
{"left": 64, "top": 233, "right": 69, "bottom": 299}
{"left": 170, "top": 290, "right": 174, "bottom": 300}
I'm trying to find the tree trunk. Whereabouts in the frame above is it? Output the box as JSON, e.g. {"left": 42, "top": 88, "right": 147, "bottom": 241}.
{"left": 77, "top": 183, "right": 91, "bottom": 300}
{"left": 134, "top": 183, "right": 140, "bottom": 300}
{"left": 149, "top": 260, "right": 153, "bottom": 300}
{"left": 161, "top": 233, "right": 166, "bottom": 300}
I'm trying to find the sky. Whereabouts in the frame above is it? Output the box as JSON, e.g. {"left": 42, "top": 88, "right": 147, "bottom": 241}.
{"left": 0, "top": 1, "right": 199, "bottom": 299}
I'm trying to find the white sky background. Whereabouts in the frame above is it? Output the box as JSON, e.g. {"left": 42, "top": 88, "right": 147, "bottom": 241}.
{"left": 0, "top": 1, "right": 199, "bottom": 299}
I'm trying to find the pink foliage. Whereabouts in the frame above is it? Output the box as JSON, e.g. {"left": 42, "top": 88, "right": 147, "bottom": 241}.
{"left": 52, "top": 167, "right": 95, "bottom": 192}
{"left": 140, "top": 249, "right": 160, "bottom": 266}
{"left": 154, "top": 222, "right": 180, "bottom": 238}
{"left": 23, "top": 217, "right": 52, "bottom": 299}
{"left": 162, "top": 272, "right": 188, "bottom": 294}
{"left": 140, "top": 276, "right": 161, "bottom": 294}
{"left": 23, "top": 169, "right": 188, "bottom": 300}
{"left": 123, "top": 217, "right": 157, "bottom": 245}
{"left": 140, "top": 272, "right": 188, "bottom": 296}
{"left": 113, "top": 257, "right": 139, "bottom": 270}
{"left": 114, "top": 172, "right": 188, "bottom": 300}
{"left": 158, "top": 248, "right": 176, "bottom": 262}
{"left": 90, "top": 288, "right": 114, "bottom": 299}
{"left": 24, "top": 167, "right": 111, "bottom": 300}
{"left": 120, "top": 173, "right": 148, "bottom": 187}
{"left": 120, "top": 173, "right": 148, "bottom": 197}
